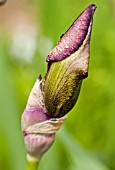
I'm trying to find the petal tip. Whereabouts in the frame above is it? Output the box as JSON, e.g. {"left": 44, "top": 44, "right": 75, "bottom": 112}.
{"left": 47, "top": 4, "right": 96, "bottom": 63}
{"left": 90, "top": 4, "right": 97, "bottom": 10}
{"left": 87, "top": 4, "right": 97, "bottom": 15}
{"left": 38, "top": 75, "right": 42, "bottom": 81}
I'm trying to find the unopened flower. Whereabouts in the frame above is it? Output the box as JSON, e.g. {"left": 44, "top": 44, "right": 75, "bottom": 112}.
{"left": 44, "top": 4, "right": 96, "bottom": 117}
{"left": 21, "top": 4, "right": 96, "bottom": 162}
{"left": 21, "top": 76, "right": 66, "bottom": 161}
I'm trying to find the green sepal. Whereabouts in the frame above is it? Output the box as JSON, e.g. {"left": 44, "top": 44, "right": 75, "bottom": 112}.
{"left": 44, "top": 41, "right": 89, "bottom": 117}
{"left": 44, "top": 4, "right": 96, "bottom": 117}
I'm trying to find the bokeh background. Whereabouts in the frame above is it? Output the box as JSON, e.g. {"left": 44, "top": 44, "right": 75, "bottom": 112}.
{"left": 0, "top": 0, "right": 115, "bottom": 170}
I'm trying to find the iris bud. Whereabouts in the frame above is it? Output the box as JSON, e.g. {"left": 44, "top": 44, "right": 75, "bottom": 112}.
{"left": 44, "top": 4, "right": 96, "bottom": 117}
{"left": 21, "top": 4, "right": 96, "bottom": 161}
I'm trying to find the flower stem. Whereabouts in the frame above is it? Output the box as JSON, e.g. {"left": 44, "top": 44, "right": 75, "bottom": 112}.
{"left": 26, "top": 157, "right": 39, "bottom": 170}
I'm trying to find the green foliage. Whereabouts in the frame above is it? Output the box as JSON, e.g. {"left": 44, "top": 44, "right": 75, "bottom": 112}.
{"left": 0, "top": 0, "right": 115, "bottom": 170}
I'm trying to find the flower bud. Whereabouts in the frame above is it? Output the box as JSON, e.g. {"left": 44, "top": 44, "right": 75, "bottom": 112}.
{"left": 21, "top": 76, "right": 66, "bottom": 160}
{"left": 21, "top": 4, "right": 96, "bottom": 161}
{"left": 44, "top": 4, "right": 96, "bottom": 118}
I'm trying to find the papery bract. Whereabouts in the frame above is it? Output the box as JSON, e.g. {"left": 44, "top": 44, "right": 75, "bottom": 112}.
{"left": 21, "top": 77, "right": 54, "bottom": 160}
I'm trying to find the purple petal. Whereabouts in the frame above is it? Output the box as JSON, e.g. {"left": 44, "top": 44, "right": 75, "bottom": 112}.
{"left": 21, "top": 76, "right": 50, "bottom": 131}
{"left": 24, "top": 133, "right": 55, "bottom": 159}
{"left": 22, "top": 108, "right": 50, "bottom": 131}
{"left": 47, "top": 4, "right": 96, "bottom": 62}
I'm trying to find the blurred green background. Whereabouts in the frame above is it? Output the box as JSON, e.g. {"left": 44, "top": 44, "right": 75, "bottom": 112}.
{"left": 0, "top": 0, "right": 115, "bottom": 170}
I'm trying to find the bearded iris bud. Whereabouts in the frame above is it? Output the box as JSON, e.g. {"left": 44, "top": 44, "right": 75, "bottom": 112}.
{"left": 21, "top": 4, "right": 96, "bottom": 162}
{"left": 44, "top": 4, "right": 96, "bottom": 117}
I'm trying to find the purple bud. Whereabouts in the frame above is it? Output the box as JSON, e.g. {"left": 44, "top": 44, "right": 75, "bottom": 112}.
{"left": 44, "top": 4, "right": 96, "bottom": 117}
{"left": 21, "top": 4, "right": 96, "bottom": 161}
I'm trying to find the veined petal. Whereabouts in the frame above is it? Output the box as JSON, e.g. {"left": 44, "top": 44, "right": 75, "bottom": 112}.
{"left": 24, "top": 134, "right": 55, "bottom": 160}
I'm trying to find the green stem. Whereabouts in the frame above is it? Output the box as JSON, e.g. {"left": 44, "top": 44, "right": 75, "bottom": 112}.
{"left": 26, "top": 158, "right": 39, "bottom": 170}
